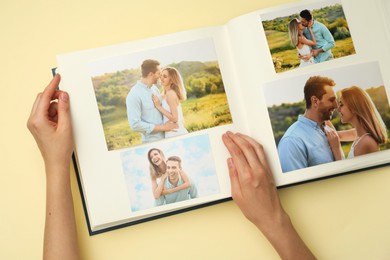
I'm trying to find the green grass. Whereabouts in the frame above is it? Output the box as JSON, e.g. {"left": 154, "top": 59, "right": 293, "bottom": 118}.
{"left": 101, "top": 93, "right": 232, "bottom": 150}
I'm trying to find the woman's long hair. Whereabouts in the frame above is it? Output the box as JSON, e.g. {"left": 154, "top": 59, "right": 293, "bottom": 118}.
{"left": 147, "top": 148, "right": 166, "bottom": 179}
{"left": 340, "top": 86, "right": 388, "bottom": 144}
{"left": 162, "top": 67, "right": 187, "bottom": 101}
{"left": 288, "top": 18, "right": 300, "bottom": 47}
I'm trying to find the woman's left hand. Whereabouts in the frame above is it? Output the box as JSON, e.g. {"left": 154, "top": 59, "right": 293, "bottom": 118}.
{"left": 152, "top": 94, "right": 161, "bottom": 108}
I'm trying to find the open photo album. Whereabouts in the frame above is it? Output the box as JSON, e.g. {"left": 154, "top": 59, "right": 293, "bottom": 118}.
{"left": 56, "top": 0, "right": 390, "bottom": 234}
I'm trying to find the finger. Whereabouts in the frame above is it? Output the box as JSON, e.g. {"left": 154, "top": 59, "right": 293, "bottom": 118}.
{"left": 222, "top": 132, "right": 250, "bottom": 174}
{"left": 237, "top": 133, "right": 275, "bottom": 183}
{"left": 227, "top": 132, "right": 262, "bottom": 171}
{"left": 236, "top": 133, "right": 270, "bottom": 170}
{"left": 27, "top": 93, "right": 43, "bottom": 132}
{"left": 36, "top": 74, "right": 61, "bottom": 113}
{"left": 48, "top": 101, "right": 58, "bottom": 123}
{"left": 29, "top": 92, "right": 42, "bottom": 118}
{"left": 57, "top": 91, "right": 71, "bottom": 129}
{"left": 227, "top": 157, "right": 242, "bottom": 201}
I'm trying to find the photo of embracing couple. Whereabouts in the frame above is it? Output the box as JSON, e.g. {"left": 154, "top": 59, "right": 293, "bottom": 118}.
{"left": 261, "top": 0, "right": 355, "bottom": 72}
{"left": 277, "top": 76, "right": 388, "bottom": 173}
{"left": 126, "top": 59, "right": 188, "bottom": 143}
{"left": 147, "top": 148, "right": 197, "bottom": 205}
{"left": 288, "top": 9, "right": 335, "bottom": 67}
{"left": 120, "top": 134, "right": 219, "bottom": 212}
{"left": 264, "top": 61, "right": 390, "bottom": 173}
{"left": 89, "top": 38, "right": 232, "bottom": 151}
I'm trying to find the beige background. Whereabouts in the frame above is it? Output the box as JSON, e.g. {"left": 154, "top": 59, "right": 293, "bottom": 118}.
{"left": 1, "top": 0, "right": 390, "bottom": 259}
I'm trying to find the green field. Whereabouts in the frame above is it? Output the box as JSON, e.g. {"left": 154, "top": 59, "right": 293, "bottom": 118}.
{"left": 101, "top": 93, "right": 232, "bottom": 150}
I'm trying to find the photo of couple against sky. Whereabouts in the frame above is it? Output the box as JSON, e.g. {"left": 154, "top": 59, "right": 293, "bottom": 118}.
{"left": 120, "top": 134, "right": 220, "bottom": 212}
{"left": 261, "top": 0, "right": 355, "bottom": 73}
{"left": 88, "top": 38, "right": 232, "bottom": 151}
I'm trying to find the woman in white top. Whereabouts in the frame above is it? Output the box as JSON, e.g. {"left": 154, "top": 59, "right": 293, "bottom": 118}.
{"left": 288, "top": 18, "right": 317, "bottom": 67}
{"left": 147, "top": 148, "right": 191, "bottom": 200}
{"left": 326, "top": 86, "right": 387, "bottom": 159}
{"left": 152, "top": 67, "right": 188, "bottom": 138}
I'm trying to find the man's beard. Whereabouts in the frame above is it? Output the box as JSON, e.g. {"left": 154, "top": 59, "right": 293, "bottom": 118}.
{"left": 319, "top": 107, "right": 334, "bottom": 121}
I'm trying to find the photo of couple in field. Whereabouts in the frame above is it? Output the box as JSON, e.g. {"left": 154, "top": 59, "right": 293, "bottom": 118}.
{"left": 89, "top": 38, "right": 232, "bottom": 151}
{"left": 120, "top": 134, "right": 220, "bottom": 212}
{"left": 264, "top": 61, "right": 390, "bottom": 173}
{"left": 261, "top": 0, "right": 355, "bottom": 73}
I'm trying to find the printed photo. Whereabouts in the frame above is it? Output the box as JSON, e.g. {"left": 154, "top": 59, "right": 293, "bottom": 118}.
{"left": 260, "top": 0, "right": 356, "bottom": 73}
{"left": 89, "top": 38, "right": 232, "bottom": 151}
{"left": 263, "top": 61, "right": 390, "bottom": 173}
{"left": 120, "top": 134, "right": 220, "bottom": 212}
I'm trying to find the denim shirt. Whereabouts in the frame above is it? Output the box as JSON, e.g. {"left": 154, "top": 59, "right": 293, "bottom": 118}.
{"left": 126, "top": 80, "right": 164, "bottom": 143}
{"left": 303, "top": 20, "right": 335, "bottom": 62}
{"left": 278, "top": 115, "right": 334, "bottom": 173}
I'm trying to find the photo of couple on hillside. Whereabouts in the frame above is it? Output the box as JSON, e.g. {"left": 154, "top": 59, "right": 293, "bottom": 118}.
{"left": 264, "top": 61, "right": 390, "bottom": 173}
{"left": 89, "top": 38, "right": 232, "bottom": 151}
{"left": 261, "top": 0, "right": 355, "bottom": 72}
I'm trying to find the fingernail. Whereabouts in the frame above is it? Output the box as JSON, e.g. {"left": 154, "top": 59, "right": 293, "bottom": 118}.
{"left": 60, "top": 92, "right": 69, "bottom": 102}
{"left": 227, "top": 157, "right": 234, "bottom": 168}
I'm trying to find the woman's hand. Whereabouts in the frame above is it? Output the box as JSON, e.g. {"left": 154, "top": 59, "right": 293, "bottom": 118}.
{"left": 222, "top": 132, "right": 316, "bottom": 259}
{"left": 152, "top": 94, "right": 161, "bottom": 109}
{"left": 325, "top": 126, "right": 343, "bottom": 160}
{"left": 222, "top": 132, "right": 285, "bottom": 231}
{"left": 27, "top": 74, "right": 79, "bottom": 260}
{"left": 27, "top": 74, "right": 74, "bottom": 169}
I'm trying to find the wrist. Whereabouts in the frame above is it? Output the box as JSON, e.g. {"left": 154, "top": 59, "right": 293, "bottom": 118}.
{"left": 45, "top": 160, "right": 72, "bottom": 181}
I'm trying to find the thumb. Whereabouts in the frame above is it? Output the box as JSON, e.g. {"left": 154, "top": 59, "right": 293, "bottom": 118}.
{"left": 57, "top": 91, "right": 71, "bottom": 128}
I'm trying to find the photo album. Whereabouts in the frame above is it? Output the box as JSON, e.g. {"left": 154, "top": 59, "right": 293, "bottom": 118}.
{"left": 56, "top": 0, "right": 390, "bottom": 234}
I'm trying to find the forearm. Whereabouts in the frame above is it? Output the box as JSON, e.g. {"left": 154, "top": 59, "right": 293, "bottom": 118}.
{"left": 44, "top": 162, "right": 79, "bottom": 260}
{"left": 153, "top": 122, "right": 176, "bottom": 133}
{"left": 259, "top": 212, "right": 316, "bottom": 260}
{"left": 338, "top": 129, "right": 357, "bottom": 142}
{"left": 156, "top": 105, "right": 177, "bottom": 122}
{"left": 162, "top": 182, "right": 191, "bottom": 194}
{"left": 153, "top": 178, "right": 166, "bottom": 199}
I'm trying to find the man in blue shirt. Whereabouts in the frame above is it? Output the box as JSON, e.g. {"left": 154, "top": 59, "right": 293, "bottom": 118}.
{"left": 300, "top": 9, "right": 335, "bottom": 63}
{"left": 155, "top": 156, "right": 197, "bottom": 205}
{"left": 278, "top": 76, "right": 338, "bottom": 173}
{"left": 126, "top": 59, "right": 178, "bottom": 143}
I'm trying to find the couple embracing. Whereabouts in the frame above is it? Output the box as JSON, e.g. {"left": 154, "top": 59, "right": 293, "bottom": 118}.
{"left": 278, "top": 76, "right": 387, "bottom": 173}
{"left": 126, "top": 59, "right": 188, "bottom": 143}
{"left": 147, "top": 148, "right": 197, "bottom": 206}
{"left": 288, "top": 9, "right": 335, "bottom": 67}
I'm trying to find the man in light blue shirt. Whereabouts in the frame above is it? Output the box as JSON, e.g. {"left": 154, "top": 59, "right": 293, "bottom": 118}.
{"left": 155, "top": 156, "right": 197, "bottom": 206}
{"left": 278, "top": 76, "right": 338, "bottom": 173}
{"left": 300, "top": 9, "right": 335, "bottom": 63}
{"left": 126, "top": 59, "right": 178, "bottom": 143}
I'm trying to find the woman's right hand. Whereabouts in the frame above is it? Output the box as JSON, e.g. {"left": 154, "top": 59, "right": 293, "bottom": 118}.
{"left": 27, "top": 74, "right": 74, "bottom": 169}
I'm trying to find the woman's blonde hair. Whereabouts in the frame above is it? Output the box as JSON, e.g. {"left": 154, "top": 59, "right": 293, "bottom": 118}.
{"left": 147, "top": 148, "right": 166, "bottom": 179}
{"left": 288, "top": 18, "right": 300, "bottom": 47}
{"left": 162, "top": 67, "right": 186, "bottom": 101}
{"left": 340, "top": 86, "right": 388, "bottom": 144}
